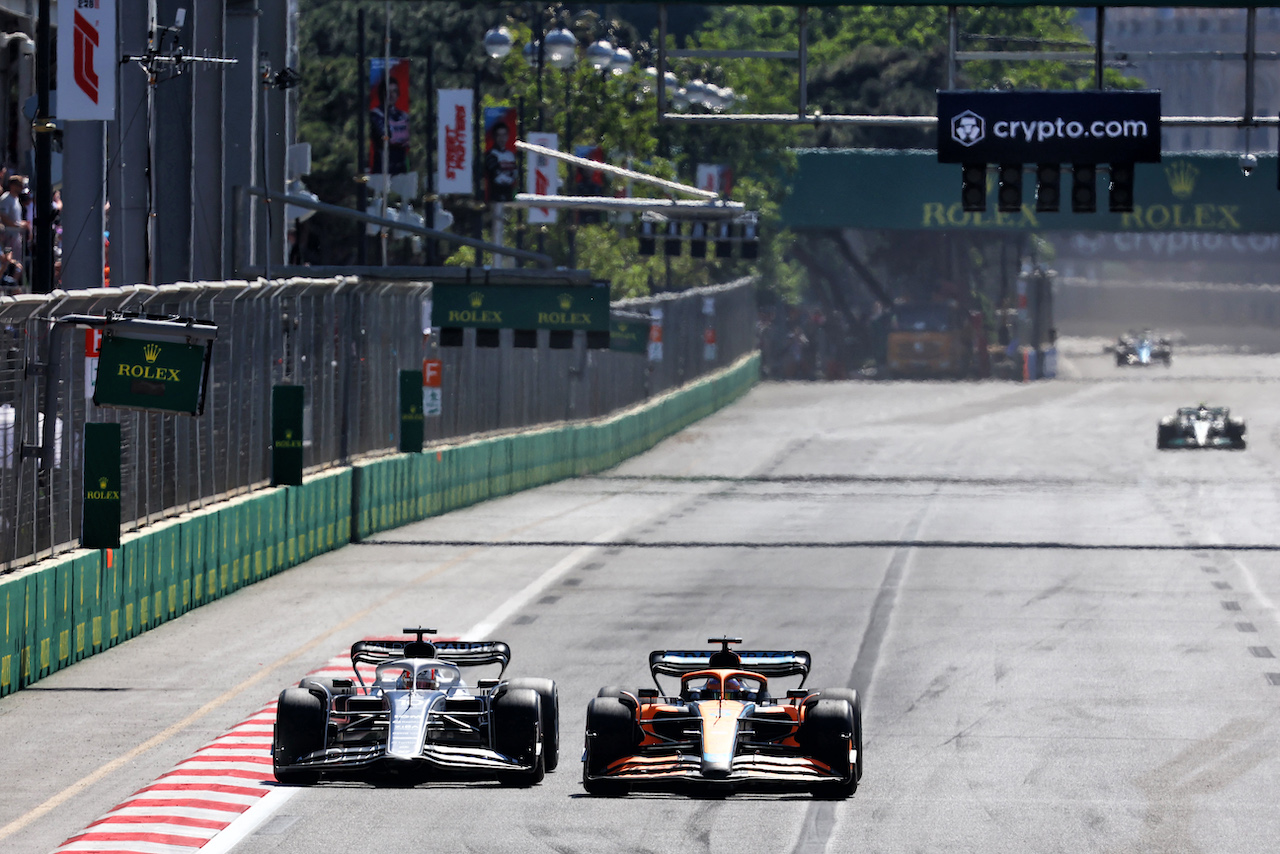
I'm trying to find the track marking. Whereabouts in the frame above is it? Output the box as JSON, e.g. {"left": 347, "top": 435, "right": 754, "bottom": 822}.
{"left": 9, "top": 490, "right": 623, "bottom": 845}
{"left": 198, "top": 789, "right": 297, "bottom": 854}
{"left": 40, "top": 518, "right": 627, "bottom": 852}
{"left": 463, "top": 525, "right": 626, "bottom": 641}
{"left": 2, "top": 545, "right": 497, "bottom": 844}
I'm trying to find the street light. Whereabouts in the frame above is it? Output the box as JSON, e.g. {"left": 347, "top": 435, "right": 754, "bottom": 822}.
{"left": 484, "top": 26, "right": 514, "bottom": 60}
{"left": 585, "top": 39, "right": 615, "bottom": 73}
{"left": 609, "top": 47, "right": 633, "bottom": 76}
{"left": 543, "top": 28, "right": 577, "bottom": 69}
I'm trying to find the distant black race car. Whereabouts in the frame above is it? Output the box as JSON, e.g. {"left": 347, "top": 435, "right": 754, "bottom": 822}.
{"left": 1116, "top": 331, "right": 1172, "bottom": 367}
{"left": 272, "top": 628, "right": 558, "bottom": 786}
{"left": 1157, "top": 405, "right": 1245, "bottom": 450}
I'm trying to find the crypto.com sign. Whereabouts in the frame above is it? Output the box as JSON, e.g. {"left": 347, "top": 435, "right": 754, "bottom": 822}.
{"left": 57, "top": 0, "right": 117, "bottom": 121}
{"left": 937, "top": 90, "right": 1161, "bottom": 164}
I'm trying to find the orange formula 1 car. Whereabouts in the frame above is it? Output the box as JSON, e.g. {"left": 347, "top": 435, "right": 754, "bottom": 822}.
{"left": 582, "top": 637, "right": 862, "bottom": 797}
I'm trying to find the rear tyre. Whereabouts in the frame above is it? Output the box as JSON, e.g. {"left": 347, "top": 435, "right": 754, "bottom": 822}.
{"left": 273, "top": 688, "right": 327, "bottom": 785}
{"left": 583, "top": 697, "right": 638, "bottom": 797}
{"left": 508, "top": 677, "right": 560, "bottom": 772}
{"left": 492, "top": 687, "right": 545, "bottom": 787}
{"left": 799, "top": 698, "right": 857, "bottom": 798}
{"left": 596, "top": 685, "right": 628, "bottom": 698}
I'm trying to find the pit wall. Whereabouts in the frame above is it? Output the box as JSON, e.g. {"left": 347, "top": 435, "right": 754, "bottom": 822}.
{"left": 0, "top": 353, "right": 759, "bottom": 698}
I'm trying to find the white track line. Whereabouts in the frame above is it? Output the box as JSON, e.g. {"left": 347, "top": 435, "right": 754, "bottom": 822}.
{"left": 204, "top": 530, "right": 623, "bottom": 851}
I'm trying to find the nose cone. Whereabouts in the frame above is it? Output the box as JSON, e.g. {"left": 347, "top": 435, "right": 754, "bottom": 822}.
{"left": 699, "top": 701, "right": 748, "bottom": 777}
{"left": 1193, "top": 421, "right": 1210, "bottom": 445}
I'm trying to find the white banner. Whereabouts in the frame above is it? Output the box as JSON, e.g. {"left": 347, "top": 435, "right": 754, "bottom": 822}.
{"left": 57, "top": 0, "right": 116, "bottom": 121}
{"left": 525, "top": 131, "right": 560, "bottom": 224}
{"left": 436, "top": 89, "right": 473, "bottom": 196}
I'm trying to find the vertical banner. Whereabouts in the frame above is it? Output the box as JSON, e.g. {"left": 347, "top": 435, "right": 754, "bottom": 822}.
{"left": 648, "top": 308, "right": 664, "bottom": 362}
{"left": 437, "top": 89, "right": 474, "bottom": 196}
{"left": 423, "top": 359, "right": 443, "bottom": 416}
{"left": 271, "top": 385, "right": 304, "bottom": 487}
{"left": 483, "top": 107, "right": 518, "bottom": 202}
{"left": 57, "top": 0, "right": 117, "bottom": 121}
{"left": 526, "top": 132, "right": 560, "bottom": 224}
{"left": 82, "top": 422, "right": 121, "bottom": 549}
{"left": 399, "top": 370, "right": 424, "bottom": 453}
{"left": 84, "top": 329, "right": 101, "bottom": 400}
{"left": 369, "top": 59, "right": 412, "bottom": 175}
{"left": 573, "top": 145, "right": 607, "bottom": 224}
{"left": 702, "top": 297, "right": 717, "bottom": 362}
{"left": 696, "top": 164, "right": 734, "bottom": 196}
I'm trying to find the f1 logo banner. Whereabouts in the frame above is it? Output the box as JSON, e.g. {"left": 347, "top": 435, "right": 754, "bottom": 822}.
{"left": 57, "top": 0, "right": 117, "bottom": 121}
{"left": 937, "top": 91, "right": 1161, "bottom": 164}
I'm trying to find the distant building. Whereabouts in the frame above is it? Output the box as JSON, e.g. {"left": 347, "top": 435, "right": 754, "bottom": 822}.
{"left": 1106, "top": 8, "right": 1280, "bottom": 154}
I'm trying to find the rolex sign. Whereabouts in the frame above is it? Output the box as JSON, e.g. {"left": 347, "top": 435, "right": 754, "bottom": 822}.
{"left": 93, "top": 335, "right": 212, "bottom": 415}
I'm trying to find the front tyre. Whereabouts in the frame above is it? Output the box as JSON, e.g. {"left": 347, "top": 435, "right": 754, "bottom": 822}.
{"left": 583, "top": 697, "right": 638, "bottom": 796}
{"left": 812, "top": 688, "right": 862, "bottom": 782}
{"left": 493, "top": 687, "right": 545, "bottom": 787}
{"left": 799, "top": 698, "right": 857, "bottom": 798}
{"left": 507, "top": 677, "right": 560, "bottom": 772}
{"left": 273, "top": 688, "right": 326, "bottom": 785}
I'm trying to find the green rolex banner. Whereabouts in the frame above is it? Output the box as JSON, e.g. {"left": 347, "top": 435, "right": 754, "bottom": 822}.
{"left": 399, "top": 370, "right": 424, "bottom": 453}
{"left": 272, "top": 385, "right": 305, "bottom": 487}
{"left": 82, "top": 423, "right": 121, "bottom": 549}
{"left": 93, "top": 335, "right": 211, "bottom": 415}
{"left": 610, "top": 315, "right": 649, "bottom": 354}
{"left": 432, "top": 284, "right": 608, "bottom": 331}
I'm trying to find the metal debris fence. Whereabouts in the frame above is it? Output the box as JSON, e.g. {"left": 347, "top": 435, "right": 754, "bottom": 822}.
{"left": 0, "top": 276, "right": 756, "bottom": 572}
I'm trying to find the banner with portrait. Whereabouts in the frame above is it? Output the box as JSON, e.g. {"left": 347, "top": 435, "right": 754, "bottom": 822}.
{"left": 436, "top": 89, "right": 473, "bottom": 196}
{"left": 369, "top": 58, "right": 411, "bottom": 175}
{"left": 483, "top": 107, "right": 518, "bottom": 202}
{"left": 573, "top": 145, "right": 607, "bottom": 224}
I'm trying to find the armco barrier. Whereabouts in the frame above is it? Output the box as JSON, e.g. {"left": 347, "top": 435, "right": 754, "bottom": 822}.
{"left": 352, "top": 352, "right": 759, "bottom": 539}
{"left": 0, "top": 354, "right": 758, "bottom": 698}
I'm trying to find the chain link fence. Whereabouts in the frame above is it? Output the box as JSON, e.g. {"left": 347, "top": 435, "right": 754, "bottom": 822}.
{"left": 0, "top": 276, "right": 756, "bottom": 572}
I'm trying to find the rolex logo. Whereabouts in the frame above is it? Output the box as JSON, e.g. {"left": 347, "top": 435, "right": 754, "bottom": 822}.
{"left": 143, "top": 343, "right": 161, "bottom": 363}
{"left": 469, "top": 292, "right": 484, "bottom": 308}
{"left": 98, "top": 477, "right": 108, "bottom": 490}
{"left": 1165, "top": 161, "right": 1198, "bottom": 200}
{"left": 558, "top": 293, "right": 573, "bottom": 310}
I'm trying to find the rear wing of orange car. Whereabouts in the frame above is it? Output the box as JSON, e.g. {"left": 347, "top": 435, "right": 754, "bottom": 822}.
{"left": 351, "top": 639, "right": 511, "bottom": 676}
{"left": 648, "top": 650, "right": 811, "bottom": 686}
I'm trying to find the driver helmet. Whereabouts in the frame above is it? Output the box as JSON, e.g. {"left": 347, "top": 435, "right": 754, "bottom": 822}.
{"left": 415, "top": 668, "right": 438, "bottom": 690}
{"left": 723, "top": 676, "right": 747, "bottom": 697}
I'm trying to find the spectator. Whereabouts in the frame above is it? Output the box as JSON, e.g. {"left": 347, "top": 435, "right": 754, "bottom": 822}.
{"left": 0, "top": 176, "right": 26, "bottom": 256}
{"left": 0, "top": 246, "right": 22, "bottom": 294}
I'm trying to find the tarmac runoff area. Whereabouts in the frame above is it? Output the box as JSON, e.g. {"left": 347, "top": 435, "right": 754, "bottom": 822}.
{"left": 4, "top": 340, "right": 1280, "bottom": 853}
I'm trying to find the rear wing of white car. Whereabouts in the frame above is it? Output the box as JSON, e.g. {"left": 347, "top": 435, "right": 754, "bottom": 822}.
{"left": 350, "top": 638, "right": 511, "bottom": 676}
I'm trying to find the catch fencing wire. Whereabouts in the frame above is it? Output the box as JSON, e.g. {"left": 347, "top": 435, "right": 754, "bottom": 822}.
{"left": 0, "top": 276, "right": 756, "bottom": 572}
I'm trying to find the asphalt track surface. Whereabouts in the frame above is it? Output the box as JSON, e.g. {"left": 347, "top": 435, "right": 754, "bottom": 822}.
{"left": 6, "top": 342, "right": 1280, "bottom": 854}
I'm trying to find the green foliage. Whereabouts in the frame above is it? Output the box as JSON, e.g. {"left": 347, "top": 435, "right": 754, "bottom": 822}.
{"left": 295, "top": 1, "right": 1137, "bottom": 302}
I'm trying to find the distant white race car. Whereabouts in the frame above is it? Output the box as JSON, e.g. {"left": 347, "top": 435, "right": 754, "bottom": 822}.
{"left": 1157, "top": 405, "right": 1245, "bottom": 450}
{"left": 272, "top": 628, "right": 558, "bottom": 785}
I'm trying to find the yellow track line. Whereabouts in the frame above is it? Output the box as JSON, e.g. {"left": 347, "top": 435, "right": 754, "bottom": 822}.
{"left": 1, "top": 492, "right": 612, "bottom": 843}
